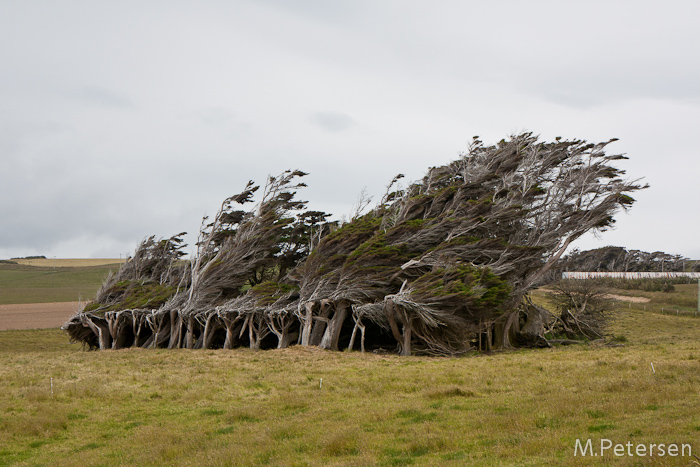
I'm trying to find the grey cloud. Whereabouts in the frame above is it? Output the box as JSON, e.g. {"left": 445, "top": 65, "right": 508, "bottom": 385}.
{"left": 249, "top": 0, "right": 365, "bottom": 24}
{"left": 190, "top": 107, "right": 253, "bottom": 140}
{"left": 310, "top": 112, "right": 356, "bottom": 132}
{"left": 516, "top": 61, "right": 700, "bottom": 108}
{"left": 1, "top": 0, "right": 699, "bottom": 260}
{"left": 65, "top": 86, "right": 134, "bottom": 109}
{"left": 199, "top": 107, "right": 236, "bottom": 126}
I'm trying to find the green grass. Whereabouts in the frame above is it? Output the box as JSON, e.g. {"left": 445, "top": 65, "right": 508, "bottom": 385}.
{"left": 0, "top": 263, "right": 118, "bottom": 304}
{"left": 2, "top": 307, "right": 700, "bottom": 466}
{"left": 531, "top": 282, "right": 700, "bottom": 319}
{"left": 1, "top": 275, "right": 699, "bottom": 465}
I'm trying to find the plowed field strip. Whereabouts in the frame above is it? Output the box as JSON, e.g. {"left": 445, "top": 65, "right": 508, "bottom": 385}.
{"left": 0, "top": 302, "right": 81, "bottom": 330}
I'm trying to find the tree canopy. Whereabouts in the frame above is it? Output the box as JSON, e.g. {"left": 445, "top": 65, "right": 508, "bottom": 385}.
{"left": 64, "top": 133, "right": 646, "bottom": 355}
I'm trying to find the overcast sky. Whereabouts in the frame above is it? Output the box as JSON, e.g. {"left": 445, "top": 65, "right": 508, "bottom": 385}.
{"left": 2, "top": 0, "right": 699, "bottom": 260}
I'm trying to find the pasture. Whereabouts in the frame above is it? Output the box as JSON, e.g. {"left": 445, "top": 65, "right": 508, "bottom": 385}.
{"left": 1, "top": 262, "right": 699, "bottom": 466}
{"left": 10, "top": 259, "right": 123, "bottom": 268}
{"left": 0, "top": 261, "right": 119, "bottom": 305}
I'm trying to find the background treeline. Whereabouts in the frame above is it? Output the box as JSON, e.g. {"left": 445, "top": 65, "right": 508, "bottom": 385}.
{"left": 561, "top": 246, "right": 699, "bottom": 273}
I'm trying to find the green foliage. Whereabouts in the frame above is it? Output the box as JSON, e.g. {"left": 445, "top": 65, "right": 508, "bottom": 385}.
{"left": 346, "top": 233, "right": 412, "bottom": 267}
{"left": 397, "top": 218, "right": 428, "bottom": 230}
{"left": 83, "top": 280, "right": 176, "bottom": 312}
{"left": 322, "top": 214, "right": 382, "bottom": 248}
{"left": 249, "top": 281, "right": 299, "bottom": 306}
{"left": 412, "top": 264, "right": 511, "bottom": 311}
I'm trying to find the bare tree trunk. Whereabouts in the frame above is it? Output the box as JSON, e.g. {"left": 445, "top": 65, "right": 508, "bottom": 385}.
{"left": 152, "top": 312, "right": 171, "bottom": 348}
{"left": 319, "top": 300, "right": 349, "bottom": 351}
{"left": 105, "top": 312, "right": 116, "bottom": 348}
{"left": 385, "top": 298, "right": 410, "bottom": 355}
{"left": 268, "top": 313, "right": 297, "bottom": 349}
{"left": 141, "top": 334, "right": 155, "bottom": 349}
{"left": 168, "top": 310, "right": 183, "bottom": 349}
{"left": 151, "top": 315, "right": 160, "bottom": 349}
{"left": 485, "top": 323, "right": 492, "bottom": 352}
{"left": 309, "top": 301, "right": 332, "bottom": 346}
{"left": 142, "top": 312, "right": 157, "bottom": 348}
{"left": 133, "top": 312, "right": 149, "bottom": 347}
{"left": 300, "top": 301, "right": 315, "bottom": 346}
{"left": 248, "top": 315, "right": 258, "bottom": 349}
{"left": 223, "top": 320, "right": 234, "bottom": 349}
{"left": 185, "top": 316, "right": 195, "bottom": 349}
{"left": 84, "top": 316, "right": 111, "bottom": 350}
{"left": 107, "top": 311, "right": 132, "bottom": 350}
{"left": 401, "top": 322, "right": 412, "bottom": 357}
{"left": 202, "top": 313, "right": 220, "bottom": 349}
{"left": 247, "top": 314, "right": 271, "bottom": 350}
{"left": 194, "top": 330, "right": 205, "bottom": 349}
{"left": 280, "top": 331, "right": 298, "bottom": 349}
{"left": 348, "top": 315, "right": 363, "bottom": 351}
{"left": 493, "top": 309, "right": 520, "bottom": 349}
{"left": 520, "top": 298, "right": 550, "bottom": 347}
{"left": 222, "top": 314, "right": 242, "bottom": 349}
{"left": 492, "top": 320, "right": 503, "bottom": 350}
{"left": 360, "top": 322, "right": 365, "bottom": 353}
{"left": 478, "top": 319, "right": 482, "bottom": 351}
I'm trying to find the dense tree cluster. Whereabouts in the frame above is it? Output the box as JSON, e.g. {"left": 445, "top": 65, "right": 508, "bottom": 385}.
{"left": 561, "top": 246, "right": 698, "bottom": 273}
{"left": 64, "top": 133, "right": 646, "bottom": 355}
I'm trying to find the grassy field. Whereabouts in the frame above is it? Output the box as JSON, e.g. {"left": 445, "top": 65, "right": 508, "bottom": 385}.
{"left": 9, "top": 259, "right": 122, "bottom": 268}
{"left": 606, "top": 283, "right": 700, "bottom": 318}
{"left": 2, "top": 286, "right": 700, "bottom": 466}
{"left": 0, "top": 262, "right": 119, "bottom": 305}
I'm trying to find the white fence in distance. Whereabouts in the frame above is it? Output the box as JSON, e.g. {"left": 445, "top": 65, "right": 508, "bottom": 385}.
{"left": 562, "top": 272, "right": 700, "bottom": 280}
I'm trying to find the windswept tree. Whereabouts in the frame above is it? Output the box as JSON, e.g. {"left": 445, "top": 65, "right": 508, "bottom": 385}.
{"left": 65, "top": 170, "right": 332, "bottom": 350}
{"left": 185, "top": 171, "right": 309, "bottom": 310}
{"left": 65, "top": 233, "right": 188, "bottom": 350}
{"left": 546, "top": 279, "right": 615, "bottom": 340}
{"left": 293, "top": 133, "right": 646, "bottom": 353}
{"left": 65, "top": 133, "right": 646, "bottom": 355}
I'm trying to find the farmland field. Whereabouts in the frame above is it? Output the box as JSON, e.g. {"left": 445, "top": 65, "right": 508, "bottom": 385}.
{"left": 0, "top": 302, "right": 81, "bottom": 331}
{"left": 1, "top": 263, "right": 700, "bottom": 466}
{"left": 10, "top": 259, "right": 122, "bottom": 268}
{"left": 0, "top": 261, "right": 119, "bottom": 306}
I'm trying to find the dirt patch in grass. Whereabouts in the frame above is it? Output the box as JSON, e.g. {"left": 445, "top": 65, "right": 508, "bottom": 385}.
{"left": 606, "top": 293, "right": 651, "bottom": 303}
{"left": 538, "top": 288, "right": 651, "bottom": 303}
{"left": 0, "top": 302, "right": 81, "bottom": 330}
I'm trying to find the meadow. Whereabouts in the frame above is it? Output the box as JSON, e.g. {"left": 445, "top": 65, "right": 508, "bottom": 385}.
{"left": 0, "top": 262, "right": 119, "bottom": 305}
{"left": 1, "top": 264, "right": 699, "bottom": 466}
